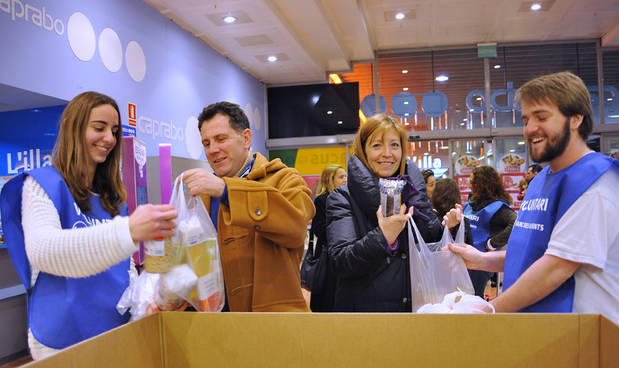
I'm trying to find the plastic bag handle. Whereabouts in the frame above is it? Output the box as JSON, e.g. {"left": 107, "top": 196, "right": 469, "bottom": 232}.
{"left": 171, "top": 173, "right": 187, "bottom": 214}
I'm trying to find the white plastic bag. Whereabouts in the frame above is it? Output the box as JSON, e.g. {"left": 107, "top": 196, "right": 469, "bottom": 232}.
{"left": 416, "top": 290, "right": 495, "bottom": 314}
{"left": 116, "top": 270, "right": 160, "bottom": 321}
{"left": 173, "top": 174, "right": 225, "bottom": 312}
{"left": 408, "top": 217, "right": 474, "bottom": 312}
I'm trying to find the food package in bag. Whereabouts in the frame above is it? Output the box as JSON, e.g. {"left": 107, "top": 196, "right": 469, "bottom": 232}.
{"left": 179, "top": 194, "right": 225, "bottom": 312}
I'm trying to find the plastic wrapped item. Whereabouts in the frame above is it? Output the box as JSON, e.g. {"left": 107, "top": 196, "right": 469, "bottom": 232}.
{"left": 379, "top": 178, "right": 405, "bottom": 217}
{"left": 416, "top": 290, "right": 495, "bottom": 314}
{"left": 155, "top": 264, "right": 198, "bottom": 310}
{"left": 179, "top": 194, "right": 225, "bottom": 312}
{"left": 116, "top": 270, "right": 160, "bottom": 321}
{"left": 408, "top": 216, "right": 474, "bottom": 312}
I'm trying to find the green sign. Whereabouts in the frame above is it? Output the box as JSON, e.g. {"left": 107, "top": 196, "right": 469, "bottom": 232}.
{"left": 477, "top": 43, "right": 497, "bottom": 58}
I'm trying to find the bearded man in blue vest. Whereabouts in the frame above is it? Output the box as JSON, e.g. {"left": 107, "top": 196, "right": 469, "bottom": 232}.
{"left": 448, "top": 72, "right": 619, "bottom": 325}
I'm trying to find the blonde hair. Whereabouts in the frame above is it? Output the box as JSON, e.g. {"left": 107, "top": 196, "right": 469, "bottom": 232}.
{"left": 53, "top": 91, "right": 126, "bottom": 217}
{"left": 352, "top": 114, "right": 408, "bottom": 177}
{"left": 316, "top": 164, "right": 345, "bottom": 196}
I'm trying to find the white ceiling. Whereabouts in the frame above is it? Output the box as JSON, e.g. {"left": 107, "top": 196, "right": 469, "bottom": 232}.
{"left": 145, "top": 0, "right": 619, "bottom": 86}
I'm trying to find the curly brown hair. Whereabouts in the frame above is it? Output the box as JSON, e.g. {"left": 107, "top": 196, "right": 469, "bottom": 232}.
{"left": 470, "top": 166, "right": 512, "bottom": 205}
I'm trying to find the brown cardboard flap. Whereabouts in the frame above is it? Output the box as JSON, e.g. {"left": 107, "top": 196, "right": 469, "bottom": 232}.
{"left": 23, "top": 313, "right": 163, "bottom": 368}
{"left": 600, "top": 315, "right": 619, "bottom": 368}
{"left": 161, "top": 312, "right": 584, "bottom": 368}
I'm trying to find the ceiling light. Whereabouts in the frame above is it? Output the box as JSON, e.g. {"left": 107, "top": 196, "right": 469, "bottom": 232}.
{"left": 494, "top": 64, "right": 501, "bottom": 69}
{"left": 403, "top": 101, "right": 409, "bottom": 105}
{"left": 327, "top": 110, "right": 333, "bottom": 115}
{"left": 518, "top": 141, "right": 525, "bottom": 145}
{"left": 223, "top": 16, "right": 237, "bottom": 24}
{"left": 476, "top": 97, "right": 482, "bottom": 101}
{"left": 404, "top": 113, "right": 410, "bottom": 116}
{"left": 530, "top": 3, "right": 542, "bottom": 11}
{"left": 460, "top": 122, "right": 465, "bottom": 126}
{"left": 509, "top": 149, "right": 516, "bottom": 152}
{"left": 267, "top": 55, "right": 277, "bottom": 62}
{"left": 403, "top": 87, "right": 409, "bottom": 91}
{"left": 395, "top": 12, "right": 405, "bottom": 20}
{"left": 607, "top": 98, "right": 613, "bottom": 101}
{"left": 329, "top": 73, "right": 342, "bottom": 84}
{"left": 435, "top": 74, "right": 449, "bottom": 82}
{"left": 402, "top": 69, "right": 408, "bottom": 74}
{"left": 337, "top": 120, "right": 343, "bottom": 125}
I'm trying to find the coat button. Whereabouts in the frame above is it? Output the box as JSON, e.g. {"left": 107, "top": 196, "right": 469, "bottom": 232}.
{"left": 255, "top": 209, "right": 262, "bottom": 216}
{"left": 402, "top": 297, "right": 408, "bottom": 303}
{"left": 401, "top": 253, "right": 407, "bottom": 260}
{"left": 254, "top": 225, "right": 261, "bottom": 230}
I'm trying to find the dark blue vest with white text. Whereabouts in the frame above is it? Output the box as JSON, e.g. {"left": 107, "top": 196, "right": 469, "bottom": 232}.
{"left": 0, "top": 166, "right": 129, "bottom": 349}
{"left": 503, "top": 153, "right": 618, "bottom": 313}
{"left": 463, "top": 200, "right": 509, "bottom": 252}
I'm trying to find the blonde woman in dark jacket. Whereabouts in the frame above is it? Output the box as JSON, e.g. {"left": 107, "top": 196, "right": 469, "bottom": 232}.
{"left": 326, "top": 114, "right": 442, "bottom": 312}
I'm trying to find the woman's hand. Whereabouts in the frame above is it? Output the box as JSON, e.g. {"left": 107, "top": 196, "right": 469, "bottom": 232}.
{"left": 442, "top": 203, "right": 463, "bottom": 228}
{"left": 377, "top": 204, "right": 414, "bottom": 245}
{"left": 128, "top": 204, "right": 178, "bottom": 242}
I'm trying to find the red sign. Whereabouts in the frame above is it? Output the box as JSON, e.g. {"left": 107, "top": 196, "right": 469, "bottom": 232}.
{"left": 128, "top": 103, "right": 137, "bottom": 127}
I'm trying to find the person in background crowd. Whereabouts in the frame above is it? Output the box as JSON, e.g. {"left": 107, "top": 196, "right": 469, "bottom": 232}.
{"left": 448, "top": 72, "right": 619, "bottom": 324}
{"left": 182, "top": 101, "right": 315, "bottom": 312}
{"left": 422, "top": 169, "right": 436, "bottom": 200}
{"left": 326, "top": 114, "right": 442, "bottom": 312}
{"left": 0, "top": 92, "right": 178, "bottom": 360}
{"left": 460, "top": 166, "right": 516, "bottom": 297}
{"left": 432, "top": 179, "right": 475, "bottom": 270}
{"left": 517, "top": 178, "right": 530, "bottom": 201}
{"left": 308, "top": 164, "right": 347, "bottom": 312}
{"left": 526, "top": 163, "right": 543, "bottom": 181}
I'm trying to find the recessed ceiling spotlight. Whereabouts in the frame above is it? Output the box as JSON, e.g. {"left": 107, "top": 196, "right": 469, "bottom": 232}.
{"left": 476, "top": 97, "right": 483, "bottom": 101}
{"left": 267, "top": 55, "right": 277, "bottom": 62}
{"left": 327, "top": 110, "right": 333, "bottom": 115}
{"left": 395, "top": 12, "right": 405, "bottom": 20}
{"left": 435, "top": 74, "right": 449, "bottom": 82}
{"left": 402, "top": 69, "right": 408, "bottom": 74}
{"left": 403, "top": 87, "right": 409, "bottom": 91}
{"left": 223, "top": 15, "right": 237, "bottom": 24}
{"left": 518, "top": 141, "right": 526, "bottom": 145}
{"left": 530, "top": 3, "right": 542, "bottom": 11}
{"left": 404, "top": 113, "right": 410, "bottom": 117}
{"left": 494, "top": 64, "right": 501, "bottom": 69}
{"left": 337, "top": 120, "right": 343, "bottom": 125}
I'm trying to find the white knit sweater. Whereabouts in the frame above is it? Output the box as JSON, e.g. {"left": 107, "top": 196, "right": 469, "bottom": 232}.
{"left": 21, "top": 176, "right": 136, "bottom": 360}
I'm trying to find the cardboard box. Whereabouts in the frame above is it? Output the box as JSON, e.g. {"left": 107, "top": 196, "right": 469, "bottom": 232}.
{"left": 24, "top": 313, "right": 619, "bottom": 367}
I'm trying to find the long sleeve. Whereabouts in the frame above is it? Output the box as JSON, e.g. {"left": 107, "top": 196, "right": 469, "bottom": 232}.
{"left": 310, "top": 193, "right": 328, "bottom": 245}
{"left": 222, "top": 166, "right": 315, "bottom": 248}
{"left": 488, "top": 205, "right": 517, "bottom": 249}
{"left": 22, "top": 176, "right": 136, "bottom": 280}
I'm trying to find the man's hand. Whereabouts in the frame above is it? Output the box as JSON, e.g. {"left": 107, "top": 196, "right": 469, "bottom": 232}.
{"left": 182, "top": 168, "right": 226, "bottom": 197}
{"left": 377, "top": 204, "right": 414, "bottom": 245}
{"left": 447, "top": 242, "right": 486, "bottom": 270}
{"left": 442, "top": 203, "right": 463, "bottom": 228}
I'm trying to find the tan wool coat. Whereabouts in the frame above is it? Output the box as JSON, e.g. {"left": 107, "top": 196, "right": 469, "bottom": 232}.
{"left": 201, "top": 152, "right": 315, "bottom": 312}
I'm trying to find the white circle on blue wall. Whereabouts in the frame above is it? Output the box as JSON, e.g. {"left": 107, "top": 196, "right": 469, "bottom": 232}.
{"left": 185, "top": 116, "right": 202, "bottom": 159}
{"left": 67, "top": 12, "right": 96, "bottom": 61}
{"left": 99, "top": 28, "right": 123, "bottom": 72}
{"left": 125, "top": 41, "right": 146, "bottom": 82}
{"left": 253, "top": 107, "right": 261, "bottom": 130}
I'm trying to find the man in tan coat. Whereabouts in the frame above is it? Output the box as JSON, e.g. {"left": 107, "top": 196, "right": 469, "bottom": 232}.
{"left": 183, "top": 101, "right": 314, "bottom": 312}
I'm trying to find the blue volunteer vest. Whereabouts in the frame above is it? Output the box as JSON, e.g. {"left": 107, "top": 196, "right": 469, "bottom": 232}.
{"left": 503, "top": 153, "right": 618, "bottom": 313}
{"left": 0, "top": 166, "right": 130, "bottom": 349}
{"left": 463, "top": 200, "right": 509, "bottom": 252}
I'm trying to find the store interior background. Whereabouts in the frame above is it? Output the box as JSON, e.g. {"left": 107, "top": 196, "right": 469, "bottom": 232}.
{"left": 1, "top": 0, "right": 619, "bottom": 364}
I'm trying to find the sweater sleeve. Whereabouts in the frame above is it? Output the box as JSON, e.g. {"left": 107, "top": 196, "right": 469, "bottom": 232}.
{"left": 488, "top": 205, "right": 517, "bottom": 249}
{"left": 22, "top": 176, "right": 136, "bottom": 278}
